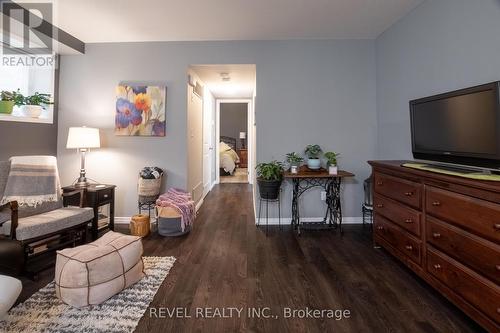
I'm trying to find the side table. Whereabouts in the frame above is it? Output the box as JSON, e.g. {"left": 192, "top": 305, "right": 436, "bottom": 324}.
{"left": 62, "top": 184, "right": 116, "bottom": 240}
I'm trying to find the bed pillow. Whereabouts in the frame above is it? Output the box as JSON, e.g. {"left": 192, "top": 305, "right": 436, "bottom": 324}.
{"left": 219, "top": 141, "right": 232, "bottom": 152}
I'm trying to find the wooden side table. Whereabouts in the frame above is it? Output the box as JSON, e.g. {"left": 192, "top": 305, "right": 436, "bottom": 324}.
{"left": 238, "top": 148, "right": 248, "bottom": 168}
{"left": 62, "top": 184, "right": 116, "bottom": 240}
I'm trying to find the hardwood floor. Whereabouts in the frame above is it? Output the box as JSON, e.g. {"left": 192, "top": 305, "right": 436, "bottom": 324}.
{"left": 18, "top": 184, "right": 484, "bottom": 332}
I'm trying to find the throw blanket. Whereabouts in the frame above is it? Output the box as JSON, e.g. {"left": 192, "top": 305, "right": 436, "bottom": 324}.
{"left": 156, "top": 188, "right": 195, "bottom": 232}
{"left": 0, "top": 156, "right": 61, "bottom": 207}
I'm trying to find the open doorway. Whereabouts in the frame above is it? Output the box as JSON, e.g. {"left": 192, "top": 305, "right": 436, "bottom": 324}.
{"left": 187, "top": 64, "right": 256, "bottom": 205}
{"left": 218, "top": 100, "right": 251, "bottom": 184}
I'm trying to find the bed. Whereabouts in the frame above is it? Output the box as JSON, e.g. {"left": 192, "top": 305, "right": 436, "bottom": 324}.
{"left": 220, "top": 136, "right": 240, "bottom": 175}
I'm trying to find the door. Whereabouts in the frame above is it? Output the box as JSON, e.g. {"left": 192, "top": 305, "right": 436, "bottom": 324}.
{"left": 202, "top": 89, "right": 213, "bottom": 197}
{"left": 187, "top": 85, "right": 204, "bottom": 205}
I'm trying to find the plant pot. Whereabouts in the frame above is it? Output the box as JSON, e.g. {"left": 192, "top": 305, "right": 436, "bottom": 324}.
{"left": 22, "top": 105, "right": 43, "bottom": 118}
{"left": 328, "top": 165, "right": 338, "bottom": 175}
{"left": 290, "top": 165, "right": 298, "bottom": 174}
{"left": 0, "top": 101, "right": 14, "bottom": 114}
{"left": 307, "top": 158, "right": 321, "bottom": 170}
{"left": 257, "top": 178, "right": 282, "bottom": 200}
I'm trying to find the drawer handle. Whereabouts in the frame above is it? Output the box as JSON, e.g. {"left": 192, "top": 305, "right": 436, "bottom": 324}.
{"left": 405, "top": 245, "right": 413, "bottom": 251}
{"left": 404, "top": 218, "right": 413, "bottom": 224}
{"left": 496, "top": 265, "right": 500, "bottom": 271}
{"left": 376, "top": 226, "right": 384, "bottom": 230}
{"left": 432, "top": 232, "right": 441, "bottom": 238}
{"left": 433, "top": 264, "right": 441, "bottom": 270}
{"left": 376, "top": 204, "right": 384, "bottom": 208}
{"left": 377, "top": 181, "right": 383, "bottom": 186}
{"left": 494, "top": 224, "right": 500, "bottom": 230}
{"left": 404, "top": 191, "right": 413, "bottom": 197}
{"left": 431, "top": 201, "right": 441, "bottom": 207}
{"left": 104, "top": 194, "right": 109, "bottom": 198}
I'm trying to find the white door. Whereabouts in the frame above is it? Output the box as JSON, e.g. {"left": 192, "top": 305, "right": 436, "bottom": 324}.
{"left": 202, "top": 90, "right": 212, "bottom": 197}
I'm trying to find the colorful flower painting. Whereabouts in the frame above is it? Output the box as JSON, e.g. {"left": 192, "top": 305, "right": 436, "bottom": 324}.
{"left": 115, "top": 85, "right": 166, "bottom": 136}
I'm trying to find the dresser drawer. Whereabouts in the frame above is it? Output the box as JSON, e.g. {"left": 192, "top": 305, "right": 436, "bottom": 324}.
{"left": 426, "top": 216, "right": 500, "bottom": 284}
{"left": 374, "top": 173, "right": 421, "bottom": 209}
{"left": 426, "top": 186, "right": 500, "bottom": 243}
{"left": 98, "top": 188, "right": 113, "bottom": 203}
{"left": 373, "top": 194, "right": 421, "bottom": 237}
{"left": 427, "top": 248, "right": 500, "bottom": 324}
{"left": 374, "top": 214, "right": 422, "bottom": 265}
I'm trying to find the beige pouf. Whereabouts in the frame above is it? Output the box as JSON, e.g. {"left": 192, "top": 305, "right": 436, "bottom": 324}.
{"left": 55, "top": 231, "right": 144, "bottom": 308}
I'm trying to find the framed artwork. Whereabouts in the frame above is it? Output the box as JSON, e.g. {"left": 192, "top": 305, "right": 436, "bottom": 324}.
{"left": 115, "top": 85, "right": 166, "bottom": 136}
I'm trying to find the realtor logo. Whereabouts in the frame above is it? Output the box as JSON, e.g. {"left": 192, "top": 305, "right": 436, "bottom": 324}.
{"left": 1, "top": 1, "right": 53, "bottom": 54}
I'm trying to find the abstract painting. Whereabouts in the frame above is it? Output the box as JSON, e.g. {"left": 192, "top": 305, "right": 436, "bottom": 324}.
{"left": 115, "top": 85, "right": 166, "bottom": 136}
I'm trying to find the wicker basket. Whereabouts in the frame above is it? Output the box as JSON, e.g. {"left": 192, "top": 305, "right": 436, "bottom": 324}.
{"left": 138, "top": 178, "right": 162, "bottom": 198}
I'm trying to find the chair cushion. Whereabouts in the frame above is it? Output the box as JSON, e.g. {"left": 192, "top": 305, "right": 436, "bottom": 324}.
{"left": 55, "top": 231, "right": 144, "bottom": 307}
{"left": 1, "top": 207, "right": 93, "bottom": 241}
{"left": 0, "top": 274, "right": 22, "bottom": 320}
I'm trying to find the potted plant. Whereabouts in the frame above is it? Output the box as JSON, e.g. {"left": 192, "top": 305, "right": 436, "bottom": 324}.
{"left": 285, "top": 152, "right": 304, "bottom": 174}
{"left": 305, "top": 144, "right": 322, "bottom": 170}
{"left": 22, "top": 92, "right": 52, "bottom": 118}
{"left": 324, "top": 151, "right": 340, "bottom": 175}
{"left": 256, "top": 161, "right": 284, "bottom": 200}
{"left": 0, "top": 90, "right": 22, "bottom": 114}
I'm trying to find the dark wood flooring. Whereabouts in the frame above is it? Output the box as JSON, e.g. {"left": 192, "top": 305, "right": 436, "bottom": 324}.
{"left": 18, "top": 184, "right": 484, "bottom": 332}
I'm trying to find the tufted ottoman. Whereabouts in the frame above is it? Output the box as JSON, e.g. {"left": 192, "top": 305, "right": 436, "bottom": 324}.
{"left": 55, "top": 231, "right": 144, "bottom": 308}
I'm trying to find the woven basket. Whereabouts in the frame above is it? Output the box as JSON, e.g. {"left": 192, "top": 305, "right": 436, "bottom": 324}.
{"left": 138, "top": 178, "right": 162, "bottom": 197}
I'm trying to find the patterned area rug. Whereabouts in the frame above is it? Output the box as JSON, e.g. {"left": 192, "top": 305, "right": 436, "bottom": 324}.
{"left": 0, "top": 256, "right": 176, "bottom": 333}
{"left": 221, "top": 167, "right": 248, "bottom": 183}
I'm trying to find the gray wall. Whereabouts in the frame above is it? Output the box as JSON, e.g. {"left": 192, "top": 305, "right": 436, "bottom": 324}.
{"left": 376, "top": 0, "right": 500, "bottom": 159}
{"left": 58, "top": 40, "right": 377, "bottom": 219}
{"left": 220, "top": 103, "right": 247, "bottom": 150}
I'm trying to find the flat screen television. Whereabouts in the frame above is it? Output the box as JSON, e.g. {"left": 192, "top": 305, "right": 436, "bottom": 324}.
{"left": 410, "top": 81, "right": 500, "bottom": 170}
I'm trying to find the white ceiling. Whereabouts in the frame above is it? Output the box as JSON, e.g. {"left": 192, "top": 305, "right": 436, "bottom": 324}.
{"left": 24, "top": 0, "right": 423, "bottom": 43}
{"left": 190, "top": 64, "right": 256, "bottom": 98}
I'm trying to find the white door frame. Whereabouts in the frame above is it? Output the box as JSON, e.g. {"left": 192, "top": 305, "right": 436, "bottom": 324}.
{"left": 215, "top": 99, "right": 254, "bottom": 185}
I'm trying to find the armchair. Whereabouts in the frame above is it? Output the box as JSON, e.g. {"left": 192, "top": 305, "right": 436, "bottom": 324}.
{"left": 0, "top": 159, "right": 94, "bottom": 276}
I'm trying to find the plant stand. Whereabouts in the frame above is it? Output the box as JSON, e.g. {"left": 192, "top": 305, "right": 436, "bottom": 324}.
{"left": 257, "top": 189, "right": 281, "bottom": 236}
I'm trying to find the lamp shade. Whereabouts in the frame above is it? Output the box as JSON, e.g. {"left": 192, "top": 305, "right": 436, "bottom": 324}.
{"left": 66, "top": 127, "right": 100, "bottom": 149}
{"left": 239, "top": 132, "right": 246, "bottom": 139}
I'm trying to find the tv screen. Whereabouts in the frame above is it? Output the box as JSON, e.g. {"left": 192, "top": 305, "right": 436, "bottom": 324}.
{"left": 410, "top": 82, "right": 500, "bottom": 169}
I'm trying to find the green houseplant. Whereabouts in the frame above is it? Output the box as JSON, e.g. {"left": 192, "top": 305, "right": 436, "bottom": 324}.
{"left": 256, "top": 161, "right": 283, "bottom": 199}
{"left": 305, "top": 144, "right": 322, "bottom": 170}
{"left": 0, "top": 90, "right": 23, "bottom": 114}
{"left": 286, "top": 152, "right": 303, "bottom": 174}
{"left": 324, "top": 151, "right": 340, "bottom": 175}
{"left": 22, "top": 92, "right": 52, "bottom": 118}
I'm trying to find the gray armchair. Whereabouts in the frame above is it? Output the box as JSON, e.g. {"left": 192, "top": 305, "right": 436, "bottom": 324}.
{"left": 0, "top": 160, "right": 94, "bottom": 276}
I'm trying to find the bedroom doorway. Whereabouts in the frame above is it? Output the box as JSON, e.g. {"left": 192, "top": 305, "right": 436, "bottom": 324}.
{"left": 217, "top": 100, "right": 251, "bottom": 184}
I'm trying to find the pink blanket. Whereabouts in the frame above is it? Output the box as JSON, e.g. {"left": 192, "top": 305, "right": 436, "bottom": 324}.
{"left": 156, "top": 188, "right": 195, "bottom": 231}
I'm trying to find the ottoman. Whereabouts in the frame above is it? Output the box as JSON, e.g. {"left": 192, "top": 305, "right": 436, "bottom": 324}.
{"left": 55, "top": 231, "right": 144, "bottom": 308}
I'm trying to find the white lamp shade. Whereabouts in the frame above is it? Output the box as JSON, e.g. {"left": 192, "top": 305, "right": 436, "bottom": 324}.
{"left": 239, "top": 132, "right": 246, "bottom": 139}
{"left": 66, "top": 127, "right": 100, "bottom": 149}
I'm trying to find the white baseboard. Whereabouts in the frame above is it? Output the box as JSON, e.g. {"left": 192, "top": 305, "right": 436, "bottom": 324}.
{"left": 255, "top": 216, "right": 363, "bottom": 225}
{"left": 195, "top": 198, "right": 204, "bottom": 212}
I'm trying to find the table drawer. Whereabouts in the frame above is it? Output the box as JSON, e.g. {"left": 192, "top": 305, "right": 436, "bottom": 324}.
{"left": 426, "top": 186, "right": 500, "bottom": 243}
{"left": 98, "top": 188, "right": 113, "bottom": 203}
{"left": 374, "top": 172, "right": 421, "bottom": 209}
{"left": 427, "top": 248, "right": 500, "bottom": 324}
{"left": 373, "top": 194, "right": 421, "bottom": 237}
{"left": 426, "top": 216, "right": 500, "bottom": 285}
{"left": 374, "top": 214, "right": 422, "bottom": 265}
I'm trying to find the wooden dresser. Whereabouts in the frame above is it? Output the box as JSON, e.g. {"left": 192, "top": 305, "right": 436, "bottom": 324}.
{"left": 238, "top": 148, "right": 248, "bottom": 168}
{"left": 368, "top": 160, "right": 500, "bottom": 332}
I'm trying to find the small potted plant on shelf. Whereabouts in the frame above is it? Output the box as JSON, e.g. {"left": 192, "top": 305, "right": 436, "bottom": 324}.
{"left": 324, "top": 151, "right": 340, "bottom": 175}
{"left": 256, "top": 161, "right": 284, "bottom": 200}
{"left": 305, "top": 144, "right": 322, "bottom": 170}
{"left": 285, "top": 152, "right": 304, "bottom": 174}
{"left": 22, "top": 92, "right": 52, "bottom": 118}
{"left": 0, "top": 90, "right": 23, "bottom": 114}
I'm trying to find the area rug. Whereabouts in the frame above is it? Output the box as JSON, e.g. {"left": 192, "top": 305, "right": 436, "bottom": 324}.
{"left": 0, "top": 256, "right": 176, "bottom": 333}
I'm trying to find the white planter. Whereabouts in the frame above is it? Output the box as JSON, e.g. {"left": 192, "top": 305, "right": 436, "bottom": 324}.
{"left": 291, "top": 165, "right": 298, "bottom": 174}
{"left": 22, "top": 105, "right": 43, "bottom": 118}
{"left": 328, "top": 165, "right": 338, "bottom": 175}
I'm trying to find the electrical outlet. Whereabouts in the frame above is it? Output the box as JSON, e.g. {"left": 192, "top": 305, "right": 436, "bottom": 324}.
{"left": 321, "top": 191, "right": 326, "bottom": 201}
